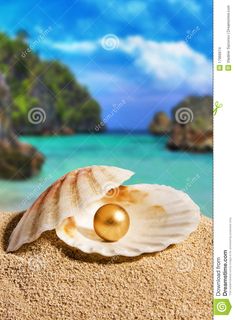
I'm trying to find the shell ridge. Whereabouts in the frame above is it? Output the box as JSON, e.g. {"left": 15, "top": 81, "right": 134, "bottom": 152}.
{"left": 87, "top": 167, "right": 101, "bottom": 195}
{"left": 69, "top": 170, "right": 80, "bottom": 210}
{"left": 7, "top": 174, "right": 69, "bottom": 252}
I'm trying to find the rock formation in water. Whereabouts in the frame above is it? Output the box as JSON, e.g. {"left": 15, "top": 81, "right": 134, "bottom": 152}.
{"left": 149, "top": 111, "right": 171, "bottom": 135}
{"left": 167, "top": 96, "right": 213, "bottom": 152}
{"left": 0, "top": 73, "right": 44, "bottom": 179}
{"left": 149, "top": 96, "right": 213, "bottom": 152}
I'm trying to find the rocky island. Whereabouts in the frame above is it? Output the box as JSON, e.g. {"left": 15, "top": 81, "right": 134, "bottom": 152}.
{"left": 150, "top": 96, "right": 213, "bottom": 152}
{"left": 168, "top": 96, "right": 213, "bottom": 152}
{"left": 0, "top": 32, "right": 103, "bottom": 135}
{"left": 149, "top": 111, "right": 171, "bottom": 135}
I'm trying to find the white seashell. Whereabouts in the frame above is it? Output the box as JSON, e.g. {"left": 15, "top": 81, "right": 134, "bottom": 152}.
{"left": 7, "top": 166, "right": 134, "bottom": 252}
{"left": 7, "top": 166, "right": 200, "bottom": 257}
{"left": 56, "top": 184, "right": 200, "bottom": 256}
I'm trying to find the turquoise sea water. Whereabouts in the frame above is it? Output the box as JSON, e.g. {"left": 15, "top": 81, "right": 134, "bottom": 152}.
{"left": 0, "top": 134, "right": 213, "bottom": 217}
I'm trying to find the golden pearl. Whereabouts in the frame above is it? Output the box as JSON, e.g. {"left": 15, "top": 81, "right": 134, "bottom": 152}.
{"left": 93, "top": 204, "right": 130, "bottom": 242}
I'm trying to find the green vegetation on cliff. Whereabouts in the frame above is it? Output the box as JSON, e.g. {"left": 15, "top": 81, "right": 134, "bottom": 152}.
{"left": 0, "top": 73, "right": 44, "bottom": 180}
{"left": 0, "top": 32, "right": 102, "bottom": 134}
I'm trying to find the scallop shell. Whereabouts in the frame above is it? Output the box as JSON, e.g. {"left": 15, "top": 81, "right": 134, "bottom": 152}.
{"left": 7, "top": 166, "right": 134, "bottom": 252}
{"left": 7, "top": 166, "right": 200, "bottom": 256}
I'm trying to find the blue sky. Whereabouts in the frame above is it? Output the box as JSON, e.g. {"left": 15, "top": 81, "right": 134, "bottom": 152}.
{"left": 0, "top": 0, "right": 212, "bottom": 130}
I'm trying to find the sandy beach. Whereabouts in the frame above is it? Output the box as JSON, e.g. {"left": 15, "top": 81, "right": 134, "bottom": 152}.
{"left": 0, "top": 212, "right": 212, "bottom": 320}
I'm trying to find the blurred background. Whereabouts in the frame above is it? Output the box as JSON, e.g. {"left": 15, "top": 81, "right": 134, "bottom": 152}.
{"left": 0, "top": 0, "right": 213, "bottom": 216}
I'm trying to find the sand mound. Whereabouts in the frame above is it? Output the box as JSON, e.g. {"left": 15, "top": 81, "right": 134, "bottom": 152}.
{"left": 0, "top": 212, "right": 212, "bottom": 320}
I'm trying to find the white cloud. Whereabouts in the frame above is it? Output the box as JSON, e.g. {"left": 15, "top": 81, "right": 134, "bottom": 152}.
{"left": 44, "top": 39, "right": 97, "bottom": 53}
{"left": 45, "top": 35, "right": 212, "bottom": 93}
{"left": 118, "top": 36, "right": 212, "bottom": 93}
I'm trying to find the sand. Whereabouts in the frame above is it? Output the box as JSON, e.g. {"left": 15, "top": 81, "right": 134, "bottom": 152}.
{"left": 0, "top": 212, "right": 212, "bottom": 320}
